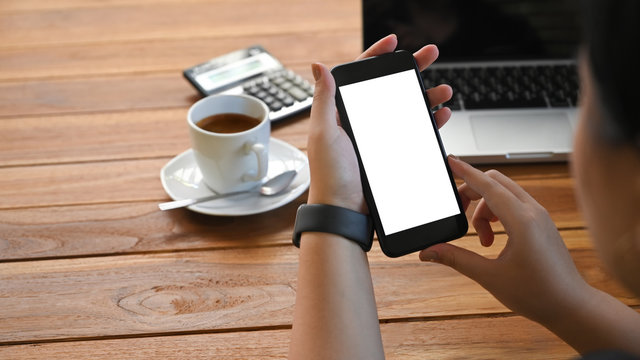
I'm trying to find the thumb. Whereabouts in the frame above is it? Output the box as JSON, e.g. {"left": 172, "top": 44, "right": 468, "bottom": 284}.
{"left": 309, "top": 63, "right": 337, "bottom": 130}
{"left": 419, "top": 242, "right": 492, "bottom": 283}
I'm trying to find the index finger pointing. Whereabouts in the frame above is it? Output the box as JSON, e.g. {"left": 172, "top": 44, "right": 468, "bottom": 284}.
{"left": 448, "top": 156, "right": 524, "bottom": 228}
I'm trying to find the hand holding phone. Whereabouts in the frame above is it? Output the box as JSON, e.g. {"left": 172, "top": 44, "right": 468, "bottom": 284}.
{"left": 331, "top": 50, "right": 468, "bottom": 257}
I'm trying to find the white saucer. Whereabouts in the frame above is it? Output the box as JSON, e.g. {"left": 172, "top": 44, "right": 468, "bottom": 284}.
{"left": 160, "top": 138, "right": 309, "bottom": 216}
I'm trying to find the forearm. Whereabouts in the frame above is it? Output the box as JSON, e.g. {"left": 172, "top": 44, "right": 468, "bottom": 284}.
{"left": 543, "top": 284, "right": 640, "bottom": 356}
{"left": 288, "top": 232, "right": 384, "bottom": 360}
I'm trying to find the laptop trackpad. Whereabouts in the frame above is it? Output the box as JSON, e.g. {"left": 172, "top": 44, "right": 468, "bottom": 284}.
{"left": 470, "top": 113, "right": 572, "bottom": 152}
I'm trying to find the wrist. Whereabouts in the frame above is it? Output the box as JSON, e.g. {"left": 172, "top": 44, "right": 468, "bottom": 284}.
{"left": 536, "top": 280, "right": 596, "bottom": 330}
{"left": 292, "top": 203, "right": 374, "bottom": 252}
{"left": 299, "top": 231, "right": 364, "bottom": 252}
{"left": 307, "top": 192, "right": 366, "bottom": 214}
{"left": 537, "top": 283, "right": 640, "bottom": 354}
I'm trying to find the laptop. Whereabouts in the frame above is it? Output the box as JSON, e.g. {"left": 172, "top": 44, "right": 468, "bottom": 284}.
{"left": 363, "top": 0, "right": 581, "bottom": 164}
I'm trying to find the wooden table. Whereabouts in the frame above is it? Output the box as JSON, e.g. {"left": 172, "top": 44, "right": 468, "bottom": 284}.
{"left": 1, "top": 0, "right": 637, "bottom": 358}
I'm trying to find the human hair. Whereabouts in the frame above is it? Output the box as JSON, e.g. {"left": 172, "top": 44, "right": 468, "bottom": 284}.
{"left": 581, "top": 0, "right": 640, "bottom": 148}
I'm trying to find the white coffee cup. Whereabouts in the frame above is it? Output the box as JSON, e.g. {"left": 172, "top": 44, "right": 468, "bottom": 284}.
{"left": 187, "top": 94, "right": 270, "bottom": 194}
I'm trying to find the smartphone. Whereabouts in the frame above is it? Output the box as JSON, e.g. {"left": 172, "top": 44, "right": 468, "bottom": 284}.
{"left": 331, "top": 50, "right": 468, "bottom": 257}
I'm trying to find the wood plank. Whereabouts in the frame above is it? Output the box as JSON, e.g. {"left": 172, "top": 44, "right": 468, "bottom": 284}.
{"left": 0, "top": 31, "right": 360, "bottom": 81}
{"left": 0, "top": 170, "right": 579, "bottom": 260}
{"left": 0, "top": 230, "right": 636, "bottom": 343}
{"left": 0, "top": 157, "right": 577, "bottom": 211}
{"left": 0, "top": 174, "right": 581, "bottom": 260}
{"left": 0, "top": 163, "right": 577, "bottom": 231}
{"left": 0, "top": 109, "right": 310, "bottom": 167}
{"left": 0, "top": 158, "right": 169, "bottom": 209}
{"left": 0, "top": 168, "right": 578, "bottom": 260}
{"left": 0, "top": 66, "right": 316, "bottom": 118}
{"left": 0, "top": 161, "right": 581, "bottom": 261}
{"left": 380, "top": 316, "right": 578, "bottom": 360}
{"left": 0, "top": 154, "right": 576, "bottom": 210}
{"left": 0, "top": 199, "right": 306, "bottom": 261}
{"left": 0, "top": 72, "right": 200, "bottom": 118}
{"left": 0, "top": 315, "right": 578, "bottom": 359}
{"left": 0, "top": 0, "right": 359, "bottom": 48}
{"left": 0, "top": 0, "right": 233, "bottom": 13}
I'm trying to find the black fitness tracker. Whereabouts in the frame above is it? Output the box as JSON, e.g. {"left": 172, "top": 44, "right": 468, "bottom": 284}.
{"left": 292, "top": 203, "right": 374, "bottom": 251}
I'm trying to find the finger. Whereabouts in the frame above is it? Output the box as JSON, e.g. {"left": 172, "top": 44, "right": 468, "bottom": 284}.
{"left": 426, "top": 84, "right": 453, "bottom": 108}
{"left": 413, "top": 44, "right": 440, "bottom": 71}
{"left": 309, "top": 63, "right": 337, "bottom": 132}
{"left": 484, "top": 169, "right": 537, "bottom": 204}
{"left": 433, "top": 107, "right": 451, "bottom": 130}
{"left": 472, "top": 199, "right": 497, "bottom": 247}
{"left": 419, "top": 242, "right": 493, "bottom": 283}
{"left": 357, "top": 34, "right": 398, "bottom": 60}
{"left": 454, "top": 180, "right": 483, "bottom": 208}
{"left": 455, "top": 182, "right": 472, "bottom": 211}
{"left": 448, "top": 156, "right": 524, "bottom": 229}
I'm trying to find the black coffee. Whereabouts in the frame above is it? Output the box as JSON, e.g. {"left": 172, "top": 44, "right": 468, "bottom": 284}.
{"left": 197, "top": 113, "right": 261, "bottom": 134}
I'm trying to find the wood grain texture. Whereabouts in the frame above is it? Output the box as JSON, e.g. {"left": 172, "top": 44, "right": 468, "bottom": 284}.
{"left": 0, "top": 161, "right": 580, "bottom": 260}
{"left": 0, "top": 230, "right": 636, "bottom": 343}
{"left": 0, "top": 178, "right": 580, "bottom": 261}
{"left": 0, "top": 158, "right": 168, "bottom": 209}
{"left": 0, "top": 315, "right": 579, "bottom": 359}
{"left": 0, "top": 0, "right": 223, "bottom": 13}
{"left": 0, "top": 109, "right": 310, "bottom": 167}
{"left": 0, "top": 73, "right": 200, "bottom": 118}
{"left": 0, "top": 65, "right": 315, "bottom": 118}
{"left": 0, "top": 160, "right": 577, "bottom": 210}
{"left": 0, "top": 31, "right": 360, "bottom": 81}
{"left": 0, "top": 199, "right": 305, "bottom": 261}
{"left": 0, "top": 0, "right": 359, "bottom": 48}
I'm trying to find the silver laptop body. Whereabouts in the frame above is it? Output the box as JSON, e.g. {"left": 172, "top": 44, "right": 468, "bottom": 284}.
{"left": 363, "top": 0, "right": 580, "bottom": 164}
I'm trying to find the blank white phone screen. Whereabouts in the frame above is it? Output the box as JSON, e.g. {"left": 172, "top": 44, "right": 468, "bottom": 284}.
{"left": 339, "top": 69, "right": 460, "bottom": 235}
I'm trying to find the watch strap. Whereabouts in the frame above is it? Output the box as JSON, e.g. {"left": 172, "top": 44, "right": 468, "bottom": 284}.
{"left": 292, "top": 203, "right": 374, "bottom": 252}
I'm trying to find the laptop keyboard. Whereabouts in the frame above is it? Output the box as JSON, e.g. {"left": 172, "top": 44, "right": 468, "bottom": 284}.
{"left": 422, "top": 64, "right": 579, "bottom": 110}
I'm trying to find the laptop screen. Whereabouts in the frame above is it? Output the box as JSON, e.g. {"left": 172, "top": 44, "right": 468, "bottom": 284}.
{"left": 363, "top": 0, "right": 581, "bottom": 62}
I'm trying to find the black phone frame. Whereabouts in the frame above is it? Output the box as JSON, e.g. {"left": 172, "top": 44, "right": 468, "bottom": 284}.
{"left": 331, "top": 50, "right": 468, "bottom": 257}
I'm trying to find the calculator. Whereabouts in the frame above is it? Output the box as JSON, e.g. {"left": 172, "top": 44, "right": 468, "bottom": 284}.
{"left": 183, "top": 46, "right": 314, "bottom": 122}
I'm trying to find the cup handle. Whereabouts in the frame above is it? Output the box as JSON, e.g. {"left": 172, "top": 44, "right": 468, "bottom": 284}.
{"left": 242, "top": 142, "right": 268, "bottom": 182}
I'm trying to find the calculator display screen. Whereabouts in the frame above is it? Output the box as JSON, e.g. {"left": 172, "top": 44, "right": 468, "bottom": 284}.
{"left": 195, "top": 52, "right": 280, "bottom": 91}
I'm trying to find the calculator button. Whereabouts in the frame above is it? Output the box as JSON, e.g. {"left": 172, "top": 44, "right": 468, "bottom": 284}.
{"left": 269, "top": 101, "right": 284, "bottom": 111}
{"left": 267, "top": 86, "right": 279, "bottom": 96}
{"left": 283, "top": 97, "right": 295, "bottom": 107}
{"left": 263, "top": 95, "right": 275, "bottom": 104}
{"left": 279, "top": 81, "right": 293, "bottom": 90}
{"left": 255, "top": 90, "right": 268, "bottom": 99}
{"left": 271, "top": 77, "right": 286, "bottom": 86}
{"left": 287, "top": 86, "right": 310, "bottom": 102}
{"left": 246, "top": 86, "right": 260, "bottom": 94}
{"left": 284, "top": 71, "right": 297, "bottom": 80}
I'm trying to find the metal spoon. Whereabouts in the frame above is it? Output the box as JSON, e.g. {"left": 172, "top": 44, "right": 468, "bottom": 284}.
{"left": 158, "top": 170, "right": 298, "bottom": 211}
